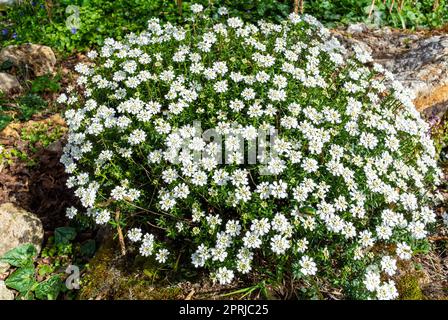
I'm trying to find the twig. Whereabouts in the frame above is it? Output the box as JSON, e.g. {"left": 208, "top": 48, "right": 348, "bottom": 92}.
{"left": 185, "top": 289, "right": 195, "bottom": 300}
{"left": 389, "top": 0, "right": 395, "bottom": 13}
{"left": 368, "top": 0, "right": 376, "bottom": 18}
{"left": 300, "top": 0, "right": 304, "bottom": 14}
{"left": 428, "top": 235, "right": 448, "bottom": 242}
{"left": 433, "top": 0, "right": 440, "bottom": 11}
{"left": 293, "top": 0, "right": 299, "bottom": 14}
{"left": 115, "top": 210, "right": 127, "bottom": 256}
{"left": 398, "top": 0, "right": 405, "bottom": 12}
{"left": 176, "top": 0, "right": 182, "bottom": 16}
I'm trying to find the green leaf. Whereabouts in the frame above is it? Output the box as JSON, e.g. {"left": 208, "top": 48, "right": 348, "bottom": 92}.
{"left": 0, "top": 114, "right": 12, "bottom": 131}
{"left": 16, "top": 291, "right": 35, "bottom": 300}
{"left": 302, "top": 207, "right": 317, "bottom": 215}
{"left": 35, "top": 275, "right": 62, "bottom": 300}
{"left": 54, "top": 227, "right": 77, "bottom": 245}
{"left": 5, "top": 267, "right": 36, "bottom": 294}
{"left": 0, "top": 244, "right": 37, "bottom": 268}
{"left": 38, "top": 264, "right": 54, "bottom": 277}
{"left": 80, "top": 239, "right": 96, "bottom": 257}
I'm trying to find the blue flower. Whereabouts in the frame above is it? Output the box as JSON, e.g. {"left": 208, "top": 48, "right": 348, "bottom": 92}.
{"left": 12, "top": 33, "right": 17, "bottom": 39}
{"left": 71, "top": 27, "right": 77, "bottom": 34}
{"left": 1, "top": 29, "right": 8, "bottom": 36}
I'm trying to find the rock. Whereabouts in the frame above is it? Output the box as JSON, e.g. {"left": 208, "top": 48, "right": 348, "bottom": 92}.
{"left": 0, "top": 0, "right": 16, "bottom": 5}
{"left": 0, "top": 262, "right": 9, "bottom": 274}
{"left": 0, "top": 44, "right": 57, "bottom": 76}
{"left": 333, "top": 28, "right": 448, "bottom": 116}
{"left": 0, "top": 281, "right": 14, "bottom": 300}
{"left": 0, "top": 0, "right": 15, "bottom": 8}
{"left": 0, "top": 203, "right": 44, "bottom": 257}
{"left": 0, "top": 72, "right": 22, "bottom": 94}
{"left": 346, "top": 23, "right": 367, "bottom": 34}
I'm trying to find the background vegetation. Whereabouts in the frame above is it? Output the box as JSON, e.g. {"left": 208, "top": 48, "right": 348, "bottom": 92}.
{"left": 1, "top": 0, "right": 447, "bottom": 54}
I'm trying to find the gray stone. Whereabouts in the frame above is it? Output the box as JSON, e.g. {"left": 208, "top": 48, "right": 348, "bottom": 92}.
{"left": 0, "top": 203, "right": 44, "bottom": 257}
{"left": 346, "top": 23, "right": 367, "bottom": 34}
{"left": 0, "top": 72, "right": 22, "bottom": 94}
{"left": 333, "top": 28, "right": 448, "bottom": 115}
{"left": 0, "top": 0, "right": 16, "bottom": 7}
{"left": 0, "top": 281, "right": 14, "bottom": 300}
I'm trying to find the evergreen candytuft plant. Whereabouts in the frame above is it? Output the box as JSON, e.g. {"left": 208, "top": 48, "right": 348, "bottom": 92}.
{"left": 58, "top": 4, "right": 442, "bottom": 299}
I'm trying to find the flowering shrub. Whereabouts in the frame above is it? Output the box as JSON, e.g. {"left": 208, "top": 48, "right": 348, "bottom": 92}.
{"left": 58, "top": 4, "right": 442, "bottom": 299}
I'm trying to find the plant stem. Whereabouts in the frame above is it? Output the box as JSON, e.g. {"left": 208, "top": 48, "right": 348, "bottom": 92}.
{"left": 115, "top": 209, "right": 127, "bottom": 256}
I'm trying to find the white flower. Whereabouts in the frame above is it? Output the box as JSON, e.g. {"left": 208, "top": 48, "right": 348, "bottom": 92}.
{"left": 360, "top": 132, "right": 378, "bottom": 150}
{"left": 408, "top": 221, "right": 427, "bottom": 239}
{"left": 191, "top": 3, "right": 204, "bottom": 13}
{"left": 215, "top": 267, "right": 234, "bottom": 285}
{"left": 95, "top": 210, "right": 111, "bottom": 225}
{"left": 128, "top": 129, "right": 147, "bottom": 145}
{"left": 140, "top": 234, "right": 155, "bottom": 257}
{"left": 217, "top": 7, "right": 228, "bottom": 15}
{"left": 128, "top": 228, "right": 143, "bottom": 242}
{"left": 302, "top": 158, "right": 319, "bottom": 173}
{"left": 155, "top": 248, "right": 169, "bottom": 263}
{"left": 396, "top": 242, "right": 412, "bottom": 260}
{"left": 57, "top": 93, "right": 68, "bottom": 104}
{"left": 299, "top": 255, "right": 317, "bottom": 276}
{"left": 225, "top": 220, "right": 241, "bottom": 237}
{"left": 65, "top": 207, "right": 78, "bottom": 219}
{"left": 214, "top": 80, "right": 228, "bottom": 93}
{"left": 296, "top": 238, "right": 309, "bottom": 253}
{"left": 270, "top": 234, "right": 291, "bottom": 254}
{"left": 376, "top": 280, "right": 399, "bottom": 300}
{"left": 443, "top": 212, "right": 448, "bottom": 226}
{"left": 364, "top": 270, "right": 381, "bottom": 292}
{"left": 243, "top": 231, "right": 262, "bottom": 249}
{"left": 380, "top": 256, "right": 397, "bottom": 276}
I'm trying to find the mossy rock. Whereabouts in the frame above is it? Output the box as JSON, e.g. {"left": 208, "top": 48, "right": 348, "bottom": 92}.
{"left": 78, "top": 235, "right": 184, "bottom": 300}
{"left": 396, "top": 271, "right": 425, "bottom": 300}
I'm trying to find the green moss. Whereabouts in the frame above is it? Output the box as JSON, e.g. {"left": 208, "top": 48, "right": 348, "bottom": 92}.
{"left": 78, "top": 237, "right": 117, "bottom": 300}
{"left": 396, "top": 272, "right": 425, "bottom": 300}
{"left": 78, "top": 237, "right": 183, "bottom": 300}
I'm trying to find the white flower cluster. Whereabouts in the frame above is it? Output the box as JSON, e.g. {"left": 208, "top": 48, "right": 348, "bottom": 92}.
{"left": 60, "top": 5, "right": 442, "bottom": 299}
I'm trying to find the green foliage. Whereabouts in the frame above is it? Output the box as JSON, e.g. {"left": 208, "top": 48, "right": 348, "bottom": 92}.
{"left": 0, "top": 244, "right": 62, "bottom": 300}
{"left": 0, "top": 75, "right": 61, "bottom": 131}
{"left": 1, "top": 0, "right": 445, "bottom": 55}
{"left": 30, "top": 74, "right": 62, "bottom": 94}
{"left": 304, "top": 0, "right": 448, "bottom": 29}
{"left": 20, "top": 121, "right": 66, "bottom": 153}
{"left": 17, "top": 94, "right": 47, "bottom": 121}
{"left": 0, "top": 225, "right": 93, "bottom": 300}
{"left": 0, "top": 114, "right": 12, "bottom": 131}
{"left": 5, "top": 267, "right": 36, "bottom": 296}
{"left": 35, "top": 276, "right": 63, "bottom": 300}
{"left": 80, "top": 240, "right": 96, "bottom": 258}
{"left": 54, "top": 227, "right": 77, "bottom": 245}
{"left": 0, "top": 244, "right": 37, "bottom": 268}
{"left": 0, "top": 92, "right": 12, "bottom": 131}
